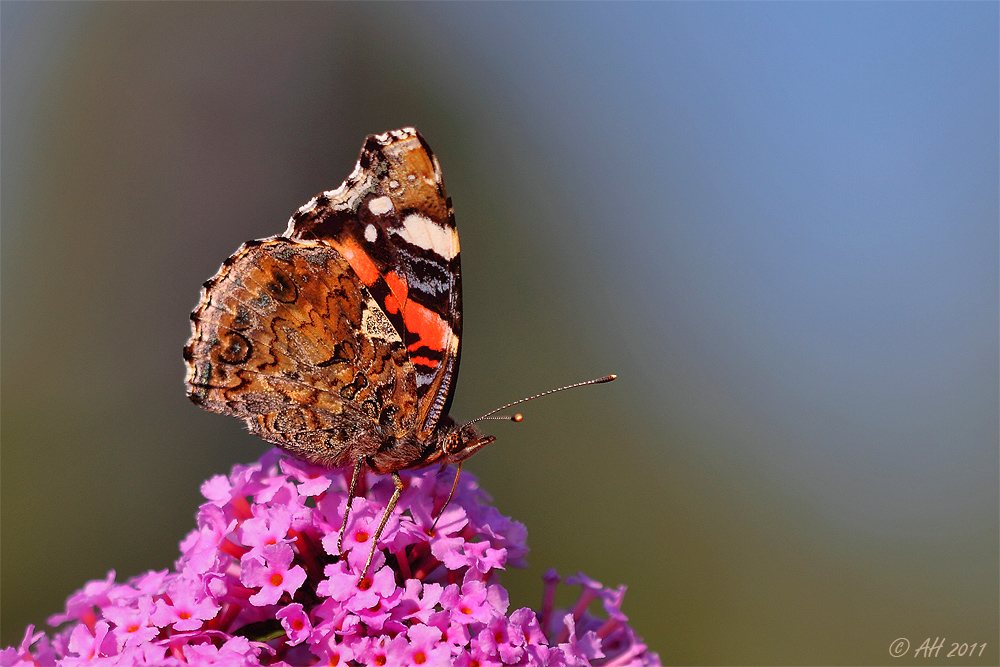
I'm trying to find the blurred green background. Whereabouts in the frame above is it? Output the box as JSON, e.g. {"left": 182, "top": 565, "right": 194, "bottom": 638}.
{"left": 2, "top": 3, "right": 997, "bottom": 664}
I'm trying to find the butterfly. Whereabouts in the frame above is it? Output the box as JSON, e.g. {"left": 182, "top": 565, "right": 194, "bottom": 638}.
{"left": 184, "top": 128, "right": 614, "bottom": 579}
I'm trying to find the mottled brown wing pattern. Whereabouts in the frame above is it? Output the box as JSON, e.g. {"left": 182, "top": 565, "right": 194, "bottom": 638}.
{"left": 286, "top": 128, "right": 462, "bottom": 440}
{"left": 184, "top": 238, "right": 419, "bottom": 466}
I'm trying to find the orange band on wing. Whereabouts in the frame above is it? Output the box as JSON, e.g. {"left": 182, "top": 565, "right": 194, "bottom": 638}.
{"left": 403, "top": 300, "right": 450, "bottom": 353}
{"left": 334, "top": 237, "right": 380, "bottom": 286}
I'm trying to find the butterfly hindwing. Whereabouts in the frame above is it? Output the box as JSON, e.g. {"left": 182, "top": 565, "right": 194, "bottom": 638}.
{"left": 184, "top": 238, "right": 420, "bottom": 465}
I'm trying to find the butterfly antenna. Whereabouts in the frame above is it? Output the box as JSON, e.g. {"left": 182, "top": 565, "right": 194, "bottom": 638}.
{"left": 433, "top": 374, "right": 616, "bottom": 532}
{"left": 465, "top": 374, "right": 617, "bottom": 426}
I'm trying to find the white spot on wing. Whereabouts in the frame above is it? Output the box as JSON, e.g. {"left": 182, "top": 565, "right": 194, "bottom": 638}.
{"left": 368, "top": 196, "right": 393, "bottom": 216}
{"left": 393, "top": 213, "right": 460, "bottom": 260}
{"left": 365, "top": 224, "right": 377, "bottom": 243}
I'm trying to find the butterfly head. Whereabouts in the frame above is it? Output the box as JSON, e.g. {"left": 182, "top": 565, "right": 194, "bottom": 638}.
{"left": 438, "top": 424, "right": 496, "bottom": 465}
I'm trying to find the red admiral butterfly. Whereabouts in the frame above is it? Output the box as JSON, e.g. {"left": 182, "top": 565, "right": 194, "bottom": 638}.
{"left": 184, "top": 128, "right": 614, "bottom": 578}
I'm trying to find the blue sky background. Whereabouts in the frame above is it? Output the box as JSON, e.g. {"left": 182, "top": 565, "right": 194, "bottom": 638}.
{"left": 3, "top": 3, "right": 997, "bottom": 663}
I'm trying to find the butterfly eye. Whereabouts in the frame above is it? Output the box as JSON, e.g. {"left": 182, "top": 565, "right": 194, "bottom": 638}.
{"left": 443, "top": 432, "right": 462, "bottom": 455}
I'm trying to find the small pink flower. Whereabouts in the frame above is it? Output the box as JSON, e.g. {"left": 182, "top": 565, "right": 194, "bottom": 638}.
{"left": 392, "top": 580, "right": 443, "bottom": 625}
{"left": 394, "top": 623, "right": 452, "bottom": 666}
{"left": 149, "top": 579, "right": 220, "bottom": 631}
{"left": 434, "top": 537, "right": 507, "bottom": 573}
{"left": 426, "top": 609, "right": 472, "bottom": 656}
{"left": 238, "top": 503, "right": 293, "bottom": 551}
{"left": 241, "top": 543, "right": 307, "bottom": 606}
{"left": 559, "top": 613, "right": 606, "bottom": 664}
{"left": 66, "top": 620, "right": 113, "bottom": 660}
{"left": 477, "top": 615, "right": 526, "bottom": 664}
{"left": 275, "top": 602, "right": 312, "bottom": 646}
{"left": 103, "top": 598, "right": 158, "bottom": 650}
{"left": 311, "top": 629, "right": 355, "bottom": 666}
{"left": 442, "top": 579, "right": 498, "bottom": 626}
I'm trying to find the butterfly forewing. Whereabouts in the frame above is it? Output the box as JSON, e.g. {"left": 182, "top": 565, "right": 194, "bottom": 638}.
{"left": 284, "top": 128, "right": 462, "bottom": 440}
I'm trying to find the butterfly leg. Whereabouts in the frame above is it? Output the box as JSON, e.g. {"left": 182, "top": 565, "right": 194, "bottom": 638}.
{"left": 429, "top": 462, "right": 462, "bottom": 534}
{"left": 360, "top": 471, "right": 404, "bottom": 582}
{"left": 337, "top": 459, "right": 365, "bottom": 557}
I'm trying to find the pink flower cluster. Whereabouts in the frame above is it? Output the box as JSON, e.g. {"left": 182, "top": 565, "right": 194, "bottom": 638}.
{"left": 4, "top": 449, "right": 660, "bottom": 666}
